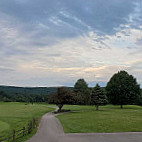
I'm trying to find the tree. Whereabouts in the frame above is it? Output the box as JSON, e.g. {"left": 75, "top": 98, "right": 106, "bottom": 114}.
{"left": 74, "top": 79, "right": 90, "bottom": 105}
{"left": 48, "top": 87, "right": 74, "bottom": 112}
{"left": 0, "top": 91, "right": 12, "bottom": 102}
{"left": 91, "top": 84, "right": 107, "bottom": 110}
{"left": 106, "top": 71, "right": 141, "bottom": 109}
{"left": 136, "top": 90, "right": 142, "bottom": 106}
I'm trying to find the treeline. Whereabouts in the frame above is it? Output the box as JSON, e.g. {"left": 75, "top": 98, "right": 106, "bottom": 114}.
{"left": 48, "top": 71, "right": 142, "bottom": 111}
{"left": 0, "top": 71, "right": 142, "bottom": 107}
{"left": 0, "top": 91, "right": 48, "bottom": 102}
{"left": 0, "top": 86, "right": 57, "bottom": 102}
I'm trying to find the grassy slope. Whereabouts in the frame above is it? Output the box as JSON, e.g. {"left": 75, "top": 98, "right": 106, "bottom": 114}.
{"left": 57, "top": 105, "right": 142, "bottom": 133}
{"left": 0, "top": 102, "right": 54, "bottom": 141}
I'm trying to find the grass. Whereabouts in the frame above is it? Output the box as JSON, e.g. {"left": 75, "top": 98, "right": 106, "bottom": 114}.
{"left": 0, "top": 102, "right": 54, "bottom": 141}
{"left": 57, "top": 105, "right": 142, "bottom": 133}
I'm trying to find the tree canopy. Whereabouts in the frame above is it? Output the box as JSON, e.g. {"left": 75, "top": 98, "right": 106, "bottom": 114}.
{"left": 106, "top": 71, "right": 141, "bottom": 108}
{"left": 48, "top": 87, "right": 74, "bottom": 112}
{"left": 74, "top": 79, "right": 88, "bottom": 93}
{"left": 74, "top": 79, "right": 90, "bottom": 105}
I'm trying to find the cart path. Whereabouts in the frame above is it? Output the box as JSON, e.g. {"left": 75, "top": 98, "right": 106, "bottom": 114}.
{"left": 26, "top": 112, "right": 142, "bottom": 142}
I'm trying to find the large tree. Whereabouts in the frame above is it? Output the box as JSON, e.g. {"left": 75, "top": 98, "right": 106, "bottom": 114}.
{"left": 106, "top": 71, "right": 141, "bottom": 109}
{"left": 74, "top": 79, "right": 90, "bottom": 105}
{"left": 91, "top": 84, "right": 107, "bottom": 110}
{"left": 137, "top": 90, "right": 142, "bottom": 106}
{"left": 48, "top": 87, "right": 74, "bottom": 112}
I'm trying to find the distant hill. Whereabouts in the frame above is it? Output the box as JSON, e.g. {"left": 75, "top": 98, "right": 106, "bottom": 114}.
{"left": 0, "top": 86, "right": 59, "bottom": 102}
{"left": 0, "top": 86, "right": 73, "bottom": 102}
{"left": 0, "top": 86, "right": 57, "bottom": 96}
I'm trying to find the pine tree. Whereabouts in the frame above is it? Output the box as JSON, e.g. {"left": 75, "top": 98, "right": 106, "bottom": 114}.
{"left": 91, "top": 84, "right": 107, "bottom": 110}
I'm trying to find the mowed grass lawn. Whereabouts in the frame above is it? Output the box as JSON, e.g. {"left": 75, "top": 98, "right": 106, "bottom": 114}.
{"left": 57, "top": 105, "right": 142, "bottom": 133}
{"left": 0, "top": 102, "right": 54, "bottom": 138}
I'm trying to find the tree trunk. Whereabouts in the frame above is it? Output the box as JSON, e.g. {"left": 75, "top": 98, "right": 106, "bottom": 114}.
{"left": 96, "top": 105, "right": 99, "bottom": 111}
{"left": 57, "top": 104, "right": 63, "bottom": 112}
{"left": 120, "top": 104, "right": 123, "bottom": 109}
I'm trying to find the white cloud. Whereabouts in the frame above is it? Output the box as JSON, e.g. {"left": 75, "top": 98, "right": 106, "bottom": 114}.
{"left": 0, "top": 0, "right": 142, "bottom": 87}
{"left": 1, "top": 30, "right": 141, "bottom": 86}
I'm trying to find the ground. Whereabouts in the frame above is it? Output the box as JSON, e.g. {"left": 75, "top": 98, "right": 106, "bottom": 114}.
{"left": 57, "top": 105, "right": 142, "bottom": 133}
{"left": 27, "top": 110, "right": 142, "bottom": 142}
{"left": 1, "top": 103, "right": 142, "bottom": 142}
{"left": 0, "top": 102, "right": 54, "bottom": 141}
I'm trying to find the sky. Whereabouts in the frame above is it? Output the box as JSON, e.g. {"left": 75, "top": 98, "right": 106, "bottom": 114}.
{"left": 0, "top": 0, "right": 142, "bottom": 87}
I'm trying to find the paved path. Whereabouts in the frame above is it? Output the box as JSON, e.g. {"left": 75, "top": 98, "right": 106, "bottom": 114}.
{"left": 27, "top": 112, "right": 142, "bottom": 142}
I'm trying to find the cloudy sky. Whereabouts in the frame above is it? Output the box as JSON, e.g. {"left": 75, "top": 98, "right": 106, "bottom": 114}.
{"left": 0, "top": 0, "right": 142, "bottom": 87}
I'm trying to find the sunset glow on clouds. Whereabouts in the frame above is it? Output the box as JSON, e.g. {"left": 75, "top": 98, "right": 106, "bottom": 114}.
{"left": 0, "top": 0, "right": 142, "bottom": 87}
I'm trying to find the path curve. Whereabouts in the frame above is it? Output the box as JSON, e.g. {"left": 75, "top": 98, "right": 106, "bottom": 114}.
{"left": 27, "top": 112, "right": 142, "bottom": 142}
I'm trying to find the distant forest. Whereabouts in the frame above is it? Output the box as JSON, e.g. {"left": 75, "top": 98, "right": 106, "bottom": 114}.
{"left": 1, "top": 85, "right": 141, "bottom": 104}
{"left": 0, "top": 86, "right": 58, "bottom": 102}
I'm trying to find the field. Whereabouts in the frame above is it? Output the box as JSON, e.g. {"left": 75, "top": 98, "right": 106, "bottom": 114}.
{"left": 1, "top": 102, "right": 142, "bottom": 141}
{"left": 0, "top": 102, "right": 54, "bottom": 141}
{"left": 57, "top": 105, "right": 142, "bottom": 133}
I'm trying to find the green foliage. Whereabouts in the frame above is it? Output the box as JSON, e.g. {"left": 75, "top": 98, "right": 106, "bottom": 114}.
{"left": 137, "top": 90, "right": 142, "bottom": 105}
{"left": 74, "top": 79, "right": 91, "bottom": 105}
{"left": 91, "top": 84, "right": 107, "bottom": 110}
{"left": 0, "top": 86, "right": 57, "bottom": 103}
{"left": 0, "top": 91, "right": 12, "bottom": 102}
{"left": 106, "top": 71, "right": 141, "bottom": 108}
{"left": 0, "top": 86, "right": 57, "bottom": 95}
{"left": 74, "top": 79, "right": 88, "bottom": 93}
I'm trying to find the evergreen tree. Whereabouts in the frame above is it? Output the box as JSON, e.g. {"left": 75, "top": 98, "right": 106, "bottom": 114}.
{"left": 91, "top": 84, "right": 107, "bottom": 110}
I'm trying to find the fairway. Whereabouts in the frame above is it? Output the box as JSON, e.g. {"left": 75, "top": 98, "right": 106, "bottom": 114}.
{"left": 0, "top": 102, "right": 54, "bottom": 139}
{"left": 57, "top": 105, "right": 142, "bottom": 133}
